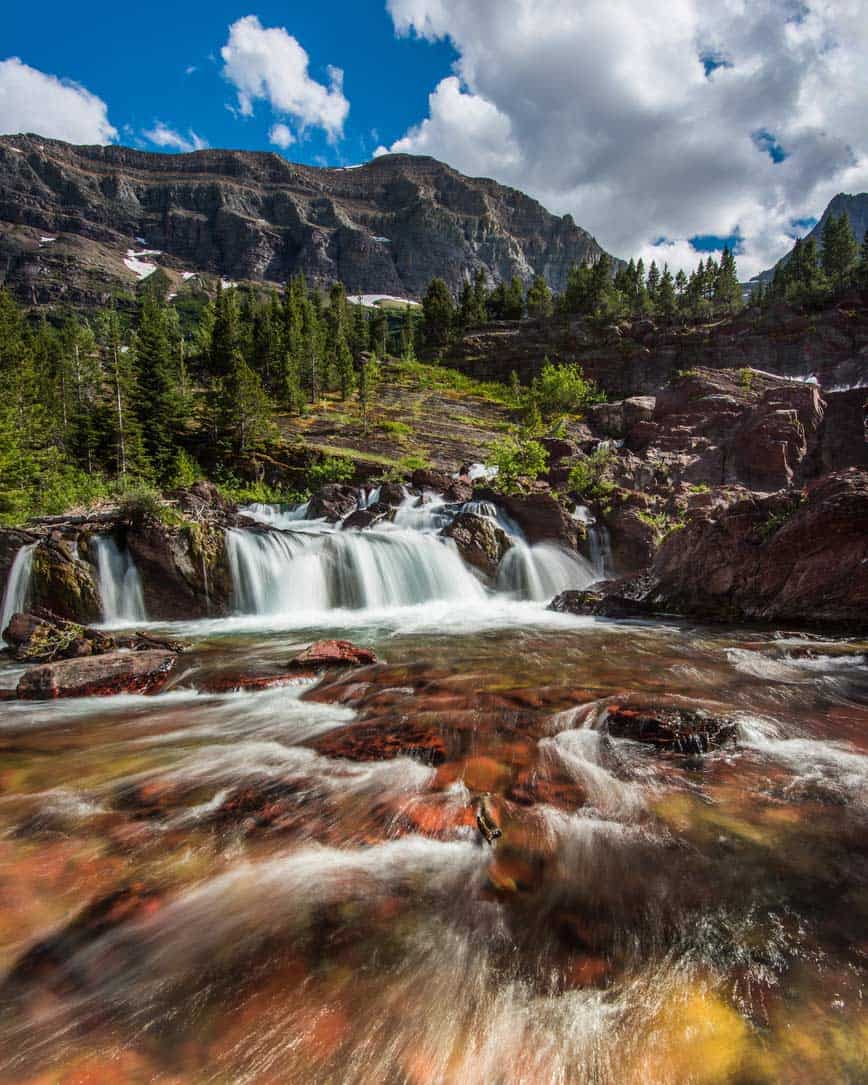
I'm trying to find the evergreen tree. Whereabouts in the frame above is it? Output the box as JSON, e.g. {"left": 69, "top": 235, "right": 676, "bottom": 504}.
{"left": 657, "top": 265, "right": 677, "bottom": 319}
{"left": 646, "top": 261, "right": 661, "bottom": 308}
{"left": 859, "top": 230, "right": 868, "bottom": 287}
{"left": 217, "top": 349, "right": 274, "bottom": 457}
{"left": 210, "top": 283, "right": 240, "bottom": 377}
{"left": 401, "top": 305, "right": 417, "bottom": 362}
{"left": 135, "top": 292, "right": 179, "bottom": 479}
{"left": 369, "top": 306, "right": 389, "bottom": 356}
{"left": 421, "top": 277, "right": 455, "bottom": 347}
{"left": 526, "top": 275, "right": 554, "bottom": 319}
{"left": 822, "top": 212, "right": 858, "bottom": 290}
{"left": 713, "top": 247, "right": 742, "bottom": 312}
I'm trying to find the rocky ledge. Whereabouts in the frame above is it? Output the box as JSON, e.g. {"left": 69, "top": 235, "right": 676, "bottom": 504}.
{"left": 551, "top": 467, "right": 868, "bottom": 631}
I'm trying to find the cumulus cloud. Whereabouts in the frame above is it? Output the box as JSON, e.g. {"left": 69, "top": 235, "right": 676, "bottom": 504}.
{"left": 221, "top": 15, "right": 349, "bottom": 142}
{"left": 0, "top": 56, "right": 116, "bottom": 144}
{"left": 269, "top": 122, "right": 295, "bottom": 149}
{"left": 143, "top": 122, "right": 208, "bottom": 153}
{"left": 381, "top": 0, "right": 868, "bottom": 277}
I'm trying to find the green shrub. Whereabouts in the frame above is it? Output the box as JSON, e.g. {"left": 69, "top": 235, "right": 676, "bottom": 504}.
{"left": 530, "top": 361, "right": 605, "bottom": 417}
{"left": 307, "top": 455, "right": 356, "bottom": 488}
{"left": 567, "top": 447, "right": 616, "bottom": 507}
{"left": 379, "top": 420, "right": 412, "bottom": 437}
{"left": 738, "top": 367, "right": 754, "bottom": 390}
{"left": 489, "top": 434, "right": 549, "bottom": 493}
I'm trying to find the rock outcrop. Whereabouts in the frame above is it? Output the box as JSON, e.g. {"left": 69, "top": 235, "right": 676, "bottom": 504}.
{"left": 288, "top": 639, "right": 378, "bottom": 671}
{"left": 0, "top": 136, "right": 610, "bottom": 305}
{"left": 552, "top": 468, "right": 868, "bottom": 630}
{"left": 29, "top": 538, "right": 101, "bottom": 623}
{"left": 17, "top": 649, "right": 177, "bottom": 699}
{"left": 443, "top": 512, "right": 511, "bottom": 577}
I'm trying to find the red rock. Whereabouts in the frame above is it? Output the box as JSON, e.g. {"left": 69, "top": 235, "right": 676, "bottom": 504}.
{"left": 604, "top": 702, "right": 736, "bottom": 753}
{"left": 199, "top": 672, "right": 307, "bottom": 693}
{"left": 16, "top": 649, "right": 176, "bottom": 700}
{"left": 289, "top": 639, "right": 378, "bottom": 670}
{"left": 443, "top": 512, "right": 510, "bottom": 578}
{"left": 312, "top": 718, "right": 447, "bottom": 764}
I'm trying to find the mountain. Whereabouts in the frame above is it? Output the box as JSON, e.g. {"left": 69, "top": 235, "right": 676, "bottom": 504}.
{"left": 754, "top": 191, "right": 868, "bottom": 283}
{"left": 0, "top": 134, "right": 612, "bottom": 307}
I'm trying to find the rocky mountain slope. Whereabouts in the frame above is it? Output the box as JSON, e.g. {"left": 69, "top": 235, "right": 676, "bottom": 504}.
{"left": 754, "top": 192, "right": 868, "bottom": 284}
{"left": 0, "top": 135, "right": 610, "bottom": 306}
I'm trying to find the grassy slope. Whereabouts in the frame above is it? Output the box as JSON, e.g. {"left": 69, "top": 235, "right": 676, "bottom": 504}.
{"left": 274, "top": 359, "right": 516, "bottom": 473}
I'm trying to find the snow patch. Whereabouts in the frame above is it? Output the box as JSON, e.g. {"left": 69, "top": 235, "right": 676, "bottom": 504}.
{"left": 371, "top": 236, "right": 391, "bottom": 243}
{"left": 220, "top": 279, "right": 237, "bottom": 290}
{"left": 39, "top": 236, "right": 56, "bottom": 243}
{"left": 354, "top": 294, "right": 420, "bottom": 309}
{"left": 182, "top": 271, "right": 197, "bottom": 281}
{"left": 124, "top": 249, "right": 160, "bottom": 280}
{"left": 135, "top": 236, "right": 147, "bottom": 245}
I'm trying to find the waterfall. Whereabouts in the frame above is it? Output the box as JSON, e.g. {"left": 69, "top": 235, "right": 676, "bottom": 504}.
{"left": 573, "top": 505, "right": 614, "bottom": 580}
{"left": 497, "top": 542, "right": 597, "bottom": 602}
{"left": 93, "top": 535, "right": 147, "bottom": 624}
{"left": 226, "top": 526, "right": 486, "bottom": 615}
{"left": 392, "top": 492, "right": 455, "bottom": 533}
{"left": 0, "top": 542, "right": 36, "bottom": 644}
{"left": 241, "top": 502, "right": 311, "bottom": 529}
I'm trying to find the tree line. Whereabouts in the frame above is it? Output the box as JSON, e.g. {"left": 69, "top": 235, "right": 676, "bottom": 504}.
{"left": 420, "top": 248, "right": 744, "bottom": 349}
{"left": 758, "top": 213, "right": 868, "bottom": 305}
{"left": 0, "top": 277, "right": 416, "bottom": 523}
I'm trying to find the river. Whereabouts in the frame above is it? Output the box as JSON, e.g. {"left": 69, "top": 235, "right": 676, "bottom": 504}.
{"left": 0, "top": 498, "right": 865, "bottom": 1084}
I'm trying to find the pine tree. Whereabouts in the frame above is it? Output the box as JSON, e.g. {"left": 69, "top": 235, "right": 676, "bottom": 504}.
{"left": 526, "top": 275, "right": 554, "bottom": 319}
{"left": 135, "top": 292, "right": 179, "bottom": 479}
{"left": 713, "top": 247, "right": 742, "bottom": 312}
{"left": 646, "top": 261, "right": 661, "bottom": 308}
{"left": 401, "top": 305, "right": 417, "bottom": 362}
{"left": 217, "top": 349, "right": 274, "bottom": 457}
{"left": 369, "top": 306, "right": 388, "bottom": 357}
{"left": 657, "top": 265, "right": 676, "bottom": 318}
{"left": 422, "top": 277, "right": 455, "bottom": 347}
{"left": 858, "top": 230, "right": 868, "bottom": 287}
{"left": 210, "top": 284, "right": 240, "bottom": 377}
{"left": 357, "top": 351, "right": 380, "bottom": 436}
{"left": 822, "top": 212, "right": 858, "bottom": 291}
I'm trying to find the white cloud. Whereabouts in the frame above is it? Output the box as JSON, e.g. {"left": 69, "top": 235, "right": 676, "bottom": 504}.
{"left": 382, "top": 0, "right": 868, "bottom": 277}
{"left": 143, "top": 122, "right": 208, "bottom": 153}
{"left": 269, "top": 122, "right": 295, "bottom": 149}
{"left": 0, "top": 56, "right": 116, "bottom": 144}
{"left": 221, "top": 15, "right": 349, "bottom": 142}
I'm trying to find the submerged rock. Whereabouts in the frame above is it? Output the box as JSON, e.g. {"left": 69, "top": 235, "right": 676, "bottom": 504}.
{"left": 17, "top": 649, "right": 177, "bottom": 699}
{"left": 603, "top": 702, "right": 736, "bottom": 754}
{"left": 289, "top": 639, "right": 378, "bottom": 671}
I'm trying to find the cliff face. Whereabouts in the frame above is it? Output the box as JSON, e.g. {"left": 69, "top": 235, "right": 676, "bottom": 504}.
{"left": 0, "top": 135, "right": 609, "bottom": 305}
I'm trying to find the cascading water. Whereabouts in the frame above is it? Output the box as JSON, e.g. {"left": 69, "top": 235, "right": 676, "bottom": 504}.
{"left": 226, "top": 524, "right": 486, "bottom": 615}
{"left": 574, "top": 504, "right": 614, "bottom": 579}
{"left": 0, "top": 542, "right": 36, "bottom": 644}
{"left": 497, "top": 541, "right": 597, "bottom": 601}
{"left": 242, "top": 501, "right": 311, "bottom": 529}
{"left": 93, "top": 535, "right": 147, "bottom": 624}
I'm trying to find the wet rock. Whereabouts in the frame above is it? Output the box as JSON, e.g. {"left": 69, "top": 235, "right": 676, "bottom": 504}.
{"left": 3, "top": 608, "right": 114, "bottom": 662}
{"left": 29, "top": 538, "right": 100, "bottom": 623}
{"left": 312, "top": 717, "right": 446, "bottom": 765}
{"left": 306, "top": 484, "right": 360, "bottom": 522}
{"left": 1, "top": 883, "right": 164, "bottom": 1003}
{"left": 289, "top": 639, "right": 378, "bottom": 671}
{"left": 443, "top": 512, "right": 511, "bottom": 577}
{"left": 411, "top": 468, "right": 453, "bottom": 492}
{"left": 172, "top": 479, "right": 236, "bottom": 520}
{"left": 199, "top": 672, "right": 307, "bottom": 693}
{"left": 497, "top": 492, "right": 579, "bottom": 548}
{"left": 377, "top": 482, "right": 408, "bottom": 507}
{"left": 602, "top": 506, "right": 658, "bottom": 573}
{"left": 17, "top": 649, "right": 177, "bottom": 699}
{"left": 341, "top": 502, "right": 392, "bottom": 530}
{"left": 126, "top": 518, "right": 232, "bottom": 619}
{"left": 549, "top": 575, "right": 656, "bottom": 618}
{"left": 603, "top": 702, "right": 736, "bottom": 754}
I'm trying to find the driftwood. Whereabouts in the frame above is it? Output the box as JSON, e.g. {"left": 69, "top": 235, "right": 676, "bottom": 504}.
{"left": 475, "top": 794, "right": 502, "bottom": 846}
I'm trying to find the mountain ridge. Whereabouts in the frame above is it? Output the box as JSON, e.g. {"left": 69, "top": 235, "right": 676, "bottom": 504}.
{"left": 0, "top": 134, "right": 612, "bottom": 305}
{"left": 754, "top": 191, "right": 868, "bottom": 283}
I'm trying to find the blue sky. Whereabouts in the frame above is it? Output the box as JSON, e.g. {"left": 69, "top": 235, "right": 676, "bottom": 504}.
{"left": 1, "top": 1, "right": 865, "bottom": 277}
{"left": 2, "top": 2, "right": 456, "bottom": 166}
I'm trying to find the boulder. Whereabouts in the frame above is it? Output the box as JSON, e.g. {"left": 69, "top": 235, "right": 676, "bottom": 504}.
{"left": 443, "top": 513, "right": 511, "bottom": 578}
{"left": 306, "top": 484, "right": 359, "bottom": 522}
{"left": 126, "top": 519, "right": 231, "bottom": 620}
{"left": 602, "top": 506, "right": 658, "bottom": 573}
{"left": 17, "top": 649, "right": 177, "bottom": 699}
{"left": 341, "top": 502, "right": 393, "bottom": 530}
{"left": 377, "top": 482, "right": 407, "bottom": 507}
{"left": 3, "top": 609, "right": 114, "bottom": 662}
{"left": 288, "top": 639, "right": 378, "bottom": 671}
{"left": 497, "top": 492, "right": 579, "bottom": 548}
{"left": 29, "top": 538, "right": 100, "bottom": 623}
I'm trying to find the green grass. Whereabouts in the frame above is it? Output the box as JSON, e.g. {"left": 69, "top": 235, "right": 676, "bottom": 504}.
{"left": 378, "top": 419, "right": 413, "bottom": 438}
{"left": 391, "top": 358, "right": 514, "bottom": 406}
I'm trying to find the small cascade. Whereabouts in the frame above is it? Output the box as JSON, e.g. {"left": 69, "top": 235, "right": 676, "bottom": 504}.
{"left": 573, "top": 505, "right": 614, "bottom": 580}
{"left": 392, "top": 492, "right": 455, "bottom": 534}
{"left": 497, "top": 541, "right": 597, "bottom": 602}
{"left": 0, "top": 542, "right": 36, "bottom": 643}
{"left": 93, "top": 535, "right": 147, "bottom": 624}
{"left": 226, "top": 525, "right": 486, "bottom": 615}
{"left": 242, "top": 502, "right": 311, "bottom": 529}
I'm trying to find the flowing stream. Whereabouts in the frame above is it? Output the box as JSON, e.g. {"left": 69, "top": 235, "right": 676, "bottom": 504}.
{"left": 93, "top": 534, "right": 147, "bottom": 624}
{"left": 0, "top": 542, "right": 36, "bottom": 644}
{"left": 0, "top": 498, "right": 865, "bottom": 1084}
